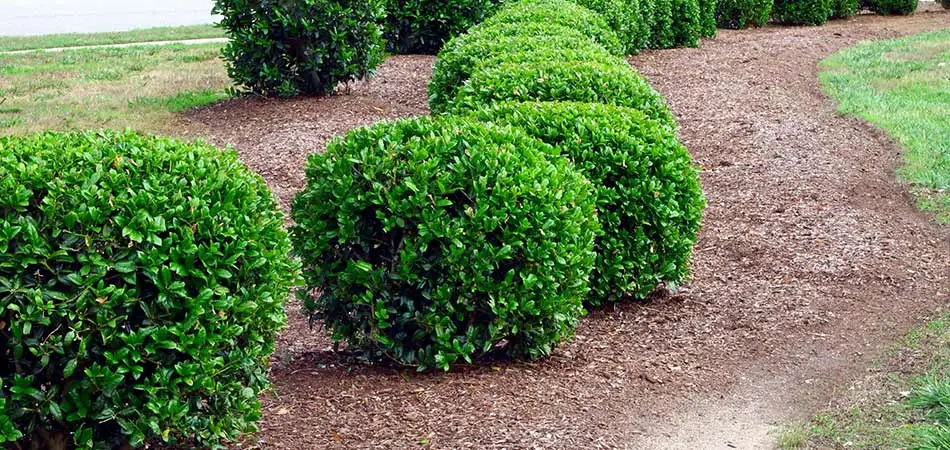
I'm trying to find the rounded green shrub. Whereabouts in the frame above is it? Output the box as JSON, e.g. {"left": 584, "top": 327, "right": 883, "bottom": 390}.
{"left": 715, "top": 0, "right": 772, "bottom": 27}
{"left": 572, "top": 0, "right": 647, "bottom": 53}
{"left": 481, "top": 0, "right": 625, "bottom": 54}
{"left": 941, "top": 0, "right": 949, "bottom": 9}
{"left": 671, "top": 0, "right": 703, "bottom": 47}
{"left": 0, "top": 131, "right": 298, "bottom": 448}
{"left": 698, "top": 0, "right": 719, "bottom": 37}
{"left": 214, "top": 0, "right": 385, "bottom": 97}
{"left": 430, "top": 37, "right": 616, "bottom": 113}
{"left": 647, "top": 0, "right": 675, "bottom": 48}
{"left": 384, "top": 0, "right": 503, "bottom": 54}
{"left": 771, "top": 0, "right": 832, "bottom": 25}
{"left": 449, "top": 59, "right": 675, "bottom": 127}
{"left": 829, "top": 0, "right": 859, "bottom": 18}
{"left": 867, "top": 0, "right": 917, "bottom": 14}
{"left": 0, "top": 381, "right": 19, "bottom": 443}
{"left": 290, "top": 117, "right": 599, "bottom": 371}
{"left": 467, "top": 102, "right": 705, "bottom": 304}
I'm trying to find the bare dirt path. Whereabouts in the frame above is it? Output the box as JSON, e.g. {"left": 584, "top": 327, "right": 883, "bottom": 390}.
{"left": 187, "top": 8, "right": 949, "bottom": 449}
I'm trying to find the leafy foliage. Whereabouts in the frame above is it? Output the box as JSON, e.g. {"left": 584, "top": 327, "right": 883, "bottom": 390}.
{"left": 829, "top": 0, "right": 859, "bottom": 18}
{"left": 715, "top": 0, "right": 772, "bottom": 27}
{"left": 0, "top": 380, "right": 21, "bottom": 443}
{"left": 481, "top": 0, "right": 624, "bottom": 55}
{"left": 0, "top": 131, "right": 298, "bottom": 448}
{"left": 671, "top": 0, "right": 703, "bottom": 47}
{"left": 290, "top": 117, "right": 598, "bottom": 371}
{"left": 429, "top": 34, "right": 616, "bottom": 113}
{"left": 384, "top": 0, "right": 503, "bottom": 54}
{"left": 213, "top": 0, "right": 385, "bottom": 97}
{"left": 572, "top": 0, "right": 648, "bottom": 53}
{"left": 771, "top": 0, "right": 832, "bottom": 25}
{"left": 646, "top": 0, "right": 676, "bottom": 48}
{"left": 467, "top": 102, "right": 705, "bottom": 304}
{"left": 866, "top": 0, "right": 918, "bottom": 14}
{"left": 698, "top": 0, "right": 720, "bottom": 37}
{"left": 448, "top": 59, "right": 675, "bottom": 127}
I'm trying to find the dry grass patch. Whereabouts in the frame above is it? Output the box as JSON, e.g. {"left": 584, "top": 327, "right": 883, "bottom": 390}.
{"left": 0, "top": 43, "right": 229, "bottom": 136}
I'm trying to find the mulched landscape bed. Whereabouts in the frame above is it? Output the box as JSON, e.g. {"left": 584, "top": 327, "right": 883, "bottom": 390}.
{"left": 186, "top": 7, "right": 949, "bottom": 448}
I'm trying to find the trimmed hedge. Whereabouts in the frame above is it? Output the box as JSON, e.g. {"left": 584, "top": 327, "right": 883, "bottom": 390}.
{"left": 0, "top": 131, "right": 298, "bottom": 448}
{"left": 716, "top": 0, "right": 772, "bottom": 27}
{"left": 290, "top": 117, "right": 598, "bottom": 371}
{"left": 384, "top": 0, "right": 502, "bottom": 54}
{"left": 573, "top": 0, "right": 647, "bottom": 53}
{"left": 671, "top": 0, "right": 703, "bottom": 47}
{"left": 646, "top": 0, "right": 676, "bottom": 48}
{"left": 829, "top": 0, "right": 859, "bottom": 18}
{"left": 429, "top": 36, "right": 616, "bottom": 113}
{"left": 771, "top": 0, "right": 832, "bottom": 25}
{"left": 0, "top": 381, "right": 17, "bottom": 443}
{"left": 467, "top": 102, "right": 705, "bottom": 304}
{"left": 867, "top": 0, "right": 918, "bottom": 14}
{"left": 481, "top": 0, "right": 624, "bottom": 55}
{"left": 214, "top": 0, "right": 385, "bottom": 97}
{"left": 449, "top": 59, "right": 676, "bottom": 127}
{"left": 698, "top": 0, "right": 719, "bottom": 37}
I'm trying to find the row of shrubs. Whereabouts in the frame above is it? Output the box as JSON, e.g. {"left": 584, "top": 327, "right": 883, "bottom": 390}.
{"left": 212, "top": 0, "right": 718, "bottom": 98}
{"left": 293, "top": 0, "right": 705, "bottom": 372}
{"left": 213, "top": 0, "right": 930, "bottom": 98}
{"left": 716, "top": 0, "right": 921, "bottom": 29}
{"left": 0, "top": 1, "right": 707, "bottom": 447}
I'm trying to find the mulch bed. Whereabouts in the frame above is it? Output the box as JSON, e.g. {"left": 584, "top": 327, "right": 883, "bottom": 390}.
{"left": 185, "top": 7, "right": 950, "bottom": 449}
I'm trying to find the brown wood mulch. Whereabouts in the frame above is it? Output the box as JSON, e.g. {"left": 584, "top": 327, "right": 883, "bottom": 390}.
{"left": 185, "top": 7, "right": 950, "bottom": 449}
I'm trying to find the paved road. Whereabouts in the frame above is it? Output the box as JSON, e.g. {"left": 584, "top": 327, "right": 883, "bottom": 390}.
{"left": 0, "top": 0, "right": 218, "bottom": 36}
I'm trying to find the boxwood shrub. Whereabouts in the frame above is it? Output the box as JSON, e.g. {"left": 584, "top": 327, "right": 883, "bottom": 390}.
{"left": 214, "top": 0, "right": 385, "bottom": 97}
{"left": 0, "top": 381, "right": 19, "bottom": 443}
{"left": 771, "top": 0, "right": 832, "bottom": 25}
{"left": 481, "top": 0, "right": 624, "bottom": 55}
{"left": 671, "top": 0, "right": 703, "bottom": 47}
{"left": 449, "top": 59, "right": 675, "bottom": 127}
{"left": 0, "top": 131, "right": 298, "bottom": 448}
{"left": 430, "top": 38, "right": 616, "bottom": 113}
{"left": 867, "top": 0, "right": 917, "bottom": 14}
{"left": 384, "top": 0, "right": 502, "bottom": 54}
{"left": 646, "top": 0, "right": 676, "bottom": 48}
{"left": 829, "top": 0, "right": 859, "bottom": 18}
{"left": 467, "top": 102, "right": 705, "bottom": 304}
{"left": 716, "top": 0, "right": 772, "bottom": 27}
{"left": 698, "top": 0, "right": 719, "bottom": 37}
{"left": 572, "top": 0, "right": 647, "bottom": 53}
{"left": 290, "top": 117, "right": 598, "bottom": 371}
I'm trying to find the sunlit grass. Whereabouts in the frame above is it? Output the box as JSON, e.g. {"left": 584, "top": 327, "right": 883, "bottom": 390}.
{"left": 0, "top": 24, "right": 223, "bottom": 52}
{"left": 820, "top": 29, "right": 950, "bottom": 224}
{"left": 0, "top": 43, "right": 229, "bottom": 136}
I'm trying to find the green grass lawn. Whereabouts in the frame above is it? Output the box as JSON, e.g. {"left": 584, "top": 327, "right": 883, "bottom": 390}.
{"left": 820, "top": 29, "right": 950, "bottom": 224}
{"left": 779, "top": 315, "right": 950, "bottom": 450}
{"left": 0, "top": 24, "right": 224, "bottom": 53}
{"left": 0, "top": 43, "right": 229, "bottom": 136}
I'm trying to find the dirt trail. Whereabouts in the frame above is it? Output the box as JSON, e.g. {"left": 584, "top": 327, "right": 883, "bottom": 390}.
{"left": 188, "top": 8, "right": 949, "bottom": 450}
{"left": 624, "top": 10, "right": 950, "bottom": 448}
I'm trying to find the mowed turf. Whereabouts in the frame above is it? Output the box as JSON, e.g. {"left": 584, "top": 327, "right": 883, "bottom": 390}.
{"left": 820, "top": 29, "right": 950, "bottom": 224}
{"left": 0, "top": 43, "right": 229, "bottom": 136}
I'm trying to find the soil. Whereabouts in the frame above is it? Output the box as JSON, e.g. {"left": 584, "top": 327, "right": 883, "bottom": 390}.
{"left": 185, "top": 6, "right": 950, "bottom": 449}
